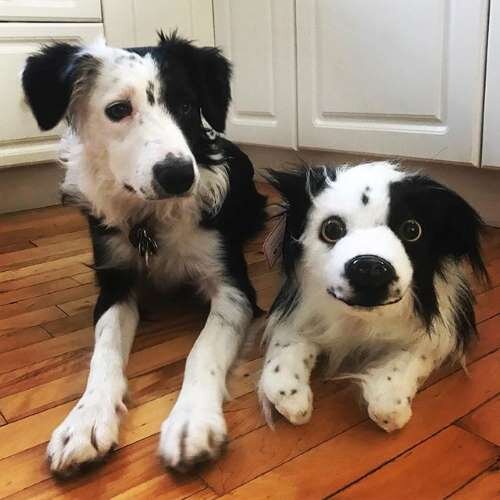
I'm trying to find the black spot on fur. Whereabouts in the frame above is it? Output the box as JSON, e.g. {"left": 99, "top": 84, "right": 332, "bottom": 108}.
{"left": 291, "top": 389, "right": 297, "bottom": 395}
{"left": 123, "top": 184, "right": 135, "bottom": 193}
{"left": 279, "top": 390, "right": 285, "bottom": 396}
{"left": 274, "top": 365, "right": 280, "bottom": 373}
{"left": 362, "top": 193, "right": 369, "bottom": 205}
{"left": 146, "top": 81, "right": 155, "bottom": 105}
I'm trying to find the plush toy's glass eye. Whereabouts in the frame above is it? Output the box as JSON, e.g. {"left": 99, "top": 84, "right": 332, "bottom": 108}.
{"left": 105, "top": 101, "right": 132, "bottom": 122}
{"left": 320, "top": 216, "right": 346, "bottom": 243}
{"left": 399, "top": 219, "right": 422, "bottom": 242}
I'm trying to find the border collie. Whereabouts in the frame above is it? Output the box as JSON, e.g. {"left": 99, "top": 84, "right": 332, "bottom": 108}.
{"left": 22, "top": 34, "right": 266, "bottom": 474}
{"left": 259, "top": 162, "right": 487, "bottom": 431}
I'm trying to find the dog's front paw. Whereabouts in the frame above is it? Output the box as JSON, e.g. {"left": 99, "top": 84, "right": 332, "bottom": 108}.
{"left": 158, "top": 403, "right": 227, "bottom": 471}
{"left": 47, "top": 390, "right": 126, "bottom": 476}
{"left": 261, "top": 363, "right": 313, "bottom": 425}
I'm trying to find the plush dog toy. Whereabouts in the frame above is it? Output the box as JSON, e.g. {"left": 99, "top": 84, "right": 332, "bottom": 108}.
{"left": 259, "top": 162, "right": 487, "bottom": 432}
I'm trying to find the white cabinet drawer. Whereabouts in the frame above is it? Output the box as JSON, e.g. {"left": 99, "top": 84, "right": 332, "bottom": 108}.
{"left": 0, "top": 23, "right": 104, "bottom": 168}
{"left": 0, "top": 0, "right": 101, "bottom": 22}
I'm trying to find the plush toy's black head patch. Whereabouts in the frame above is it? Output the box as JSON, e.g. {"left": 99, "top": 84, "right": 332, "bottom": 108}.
{"left": 389, "top": 175, "right": 488, "bottom": 335}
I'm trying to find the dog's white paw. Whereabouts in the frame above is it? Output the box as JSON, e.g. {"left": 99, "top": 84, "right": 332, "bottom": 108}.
{"left": 47, "top": 390, "right": 126, "bottom": 475}
{"left": 261, "top": 362, "right": 313, "bottom": 425}
{"left": 158, "top": 403, "right": 227, "bottom": 471}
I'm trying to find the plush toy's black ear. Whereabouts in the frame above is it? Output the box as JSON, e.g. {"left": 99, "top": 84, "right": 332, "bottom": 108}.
{"left": 22, "top": 43, "right": 81, "bottom": 130}
{"left": 157, "top": 32, "right": 232, "bottom": 133}
{"left": 392, "top": 176, "right": 489, "bottom": 283}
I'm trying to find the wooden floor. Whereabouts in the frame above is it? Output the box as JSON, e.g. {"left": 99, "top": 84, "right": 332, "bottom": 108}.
{"left": 0, "top": 183, "right": 498, "bottom": 499}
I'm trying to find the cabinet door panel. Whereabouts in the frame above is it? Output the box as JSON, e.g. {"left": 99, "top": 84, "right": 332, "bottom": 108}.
{"left": 0, "top": 0, "right": 101, "bottom": 21}
{"left": 214, "top": 0, "right": 297, "bottom": 148}
{"left": 0, "top": 23, "right": 104, "bottom": 168}
{"left": 297, "top": 0, "right": 488, "bottom": 165}
{"left": 102, "top": 0, "right": 213, "bottom": 48}
{"left": 482, "top": 0, "right": 500, "bottom": 168}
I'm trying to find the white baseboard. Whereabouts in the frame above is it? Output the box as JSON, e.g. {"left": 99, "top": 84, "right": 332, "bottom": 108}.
{"left": 2, "top": 148, "right": 499, "bottom": 228}
{"left": 242, "top": 145, "right": 500, "bottom": 228}
{"left": 0, "top": 162, "right": 63, "bottom": 214}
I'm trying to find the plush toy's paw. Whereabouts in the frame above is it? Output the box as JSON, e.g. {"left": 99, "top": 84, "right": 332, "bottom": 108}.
{"left": 47, "top": 391, "right": 126, "bottom": 476}
{"left": 158, "top": 402, "right": 227, "bottom": 471}
{"left": 261, "top": 362, "right": 313, "bottom": 425}
{"left": 367, "top": 398, "right": 413, "bottom": 432}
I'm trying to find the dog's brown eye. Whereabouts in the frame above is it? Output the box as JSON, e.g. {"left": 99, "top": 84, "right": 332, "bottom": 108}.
{"left": 399, "top": 219, "right": 422, "bottom": 242}
{"left": 105, "top": 101, "right": 132, "bottom": 122}
{"left": 320, "top": 216, "right": 346, "bottom": 244}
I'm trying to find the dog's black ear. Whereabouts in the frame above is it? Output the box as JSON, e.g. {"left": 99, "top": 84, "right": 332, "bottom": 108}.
{"left": 22, "top": 43, "right": 81, "bottom": 130}
{"left": 193, "top": 45, "right": 232, "bottom": 133}
{"left": 157, "top": 32, "right": 232, "bottom": 133}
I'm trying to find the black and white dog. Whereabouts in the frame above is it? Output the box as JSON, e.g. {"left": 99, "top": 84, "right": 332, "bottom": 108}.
{"left": 22, "top": 34, "right": 266, "bottom": 474}
{"left": 259, "top": 162, "right": 487, "bottom": 431}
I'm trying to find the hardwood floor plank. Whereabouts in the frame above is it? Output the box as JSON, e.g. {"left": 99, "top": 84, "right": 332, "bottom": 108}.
{"left": 457, "top": 395, "right": 500, "bottom": 445}
{"left": 0, "top": 326, "right": 50, "bottom": 353}
{"left": 30, "top": 229, "right": 90, "bottom": 247}
{"left": 0, "top": 353, "right": 266, "bottom": 496}
{"left": 331, "top": 426, "right": 498, "bottom": 499}
{"left": 2, "top": 436, "right": 205, "bottom": 500}
{"left": 42, "top": 310, "right": 94, "bottom": 336}
{"left": 0, "top": 307, "right": 66, "bottom": 336}
{"left": 0, "top": 327, "right": 92, "bottom": 375}
{"left": 0, "top": 253, "right": 92, "bottom": 284}
{"left": 71, "top": 271, "right": 95, "bottom": 284}
{"left": 475, "top": 286, "right": 500, "bottom": 323}
{"left": 56, "top": 293, "right": 98, "bottom": 316}
{"left": 0, "top": 238, "right": 92, "bottom": 270}
{"left": 448, "top": 465, "right": 500, "bottom": 499}
{"left": 0, "top": 283, "right": 97, "bottom": 320}
{"left": 0, "top": 277, "right": 80, "bottom": 306}
{"left": 0, "top": 264, "right": 88, "bottom": 293}
{"left": 218, "top": 351, "right": 499, "bottom": 498}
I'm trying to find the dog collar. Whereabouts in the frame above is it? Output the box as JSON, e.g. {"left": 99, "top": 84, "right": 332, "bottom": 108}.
{"left": 128, "top": 223, "right": 158, "bottom": 267}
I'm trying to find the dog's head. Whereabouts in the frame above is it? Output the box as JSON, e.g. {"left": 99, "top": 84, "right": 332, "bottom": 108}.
{"left": 268, "top": 162, "right": 487, "bottom": 324}
{"left": 22, "top": 33, "right": 231, "bottom": 200}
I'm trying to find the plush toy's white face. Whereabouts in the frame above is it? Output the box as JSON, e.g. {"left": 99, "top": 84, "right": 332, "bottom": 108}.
{"left": 302, "top": 163, "right": 415, "bottom": 308}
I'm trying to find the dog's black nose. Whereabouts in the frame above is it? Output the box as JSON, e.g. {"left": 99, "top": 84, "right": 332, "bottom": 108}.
{"left": 153, "top": 154, "right": 195, "bottom": 197}
{"left": 345, "top": 255, "right": 396, "bottom": 288}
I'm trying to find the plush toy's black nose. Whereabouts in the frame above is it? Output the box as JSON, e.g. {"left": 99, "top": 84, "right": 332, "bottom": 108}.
{"left": 345, "top": 255, "right": 396, "bottom": 288}
{"left": 153, "top": 154, "right": 195, "bottom": 197}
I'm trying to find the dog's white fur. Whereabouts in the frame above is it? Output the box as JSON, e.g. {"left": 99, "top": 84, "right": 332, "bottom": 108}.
{"left": 44, "top": 43, "right": 249, "bottom": 473}
{"left": 259, "top": 163, "right": 463, "bottom": 432}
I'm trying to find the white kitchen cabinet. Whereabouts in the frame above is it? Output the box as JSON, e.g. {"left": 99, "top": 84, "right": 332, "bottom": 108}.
{"left": 213, "top": 0, "right": 297, "bottom": 148}
{"left": 481, "top": 0, "right": 500, "bottom": 169}
{"left": 0, "top": 23, "right": 104, "bottom": 168}
{"left": 296, "top": 0, "right": 489, "bottom": 165}
{"left": 0, "top": 0, "right": 101, "bottom": 22}
{"left": 102, "top": 0, "right": 214, "bottom": 48}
